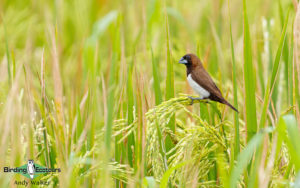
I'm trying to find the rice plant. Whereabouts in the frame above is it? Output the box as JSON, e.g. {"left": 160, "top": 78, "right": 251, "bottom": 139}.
{"left": 0, "top": 0, "right": 300, "bottom": 187}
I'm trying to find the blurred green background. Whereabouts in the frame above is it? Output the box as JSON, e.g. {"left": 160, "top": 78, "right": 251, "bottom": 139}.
{"left": 0, "top": 0, "right": 300, "bottom": 187}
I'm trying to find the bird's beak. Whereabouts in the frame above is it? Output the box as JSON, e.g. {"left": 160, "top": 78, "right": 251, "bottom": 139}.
{"left": 179, "top": 57, "right": 188, "bottom": 64}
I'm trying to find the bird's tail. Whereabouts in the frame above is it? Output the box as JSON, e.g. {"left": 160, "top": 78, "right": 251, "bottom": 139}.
{"left": 222, "top": 100, "right": 238, "bottom": 112}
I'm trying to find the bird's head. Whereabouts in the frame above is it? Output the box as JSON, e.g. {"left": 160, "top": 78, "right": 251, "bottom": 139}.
{"left": 178, "top": 53, "right": 201, "bottom": 67}
{"left": 28, "top": 160, "right": 34, "bottom": 165}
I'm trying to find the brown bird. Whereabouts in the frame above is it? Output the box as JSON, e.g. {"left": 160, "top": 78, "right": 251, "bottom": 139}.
{"left": 179, "top": 53, "right": 238, "bottom": 112}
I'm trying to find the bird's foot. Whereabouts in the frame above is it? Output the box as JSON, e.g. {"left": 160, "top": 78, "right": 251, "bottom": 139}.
{"left": 188, "top": 96, "right": 203, "bottom": 105}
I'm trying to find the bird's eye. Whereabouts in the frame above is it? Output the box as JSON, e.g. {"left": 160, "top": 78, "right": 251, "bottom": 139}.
{"left": 186, "top": 55, "right": 190, "bottom": 60}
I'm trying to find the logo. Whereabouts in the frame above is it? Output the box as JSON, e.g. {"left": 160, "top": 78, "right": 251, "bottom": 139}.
{"left": 3, "top": 160, "right": 61, "bottom": 179}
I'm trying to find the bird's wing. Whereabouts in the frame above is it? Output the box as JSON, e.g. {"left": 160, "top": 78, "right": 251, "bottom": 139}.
{"left": 191, "top": 67, "right": 224, "bottom": 101}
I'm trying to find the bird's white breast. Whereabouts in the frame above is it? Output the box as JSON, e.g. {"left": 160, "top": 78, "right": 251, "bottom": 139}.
{"left": 28, "top": 165, "right": 34, "bottom": 172}
{"left": 187, "top": 74, "right": 210, "bottom": 99}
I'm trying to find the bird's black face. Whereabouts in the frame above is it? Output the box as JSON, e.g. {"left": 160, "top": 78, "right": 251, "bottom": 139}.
{"left": 178, "top": 55, "right": 191, "bottom": 66}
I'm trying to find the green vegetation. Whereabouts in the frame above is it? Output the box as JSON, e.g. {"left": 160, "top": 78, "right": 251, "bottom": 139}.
{"left": 0, "top": 0, "right": 300, "bottom": 187}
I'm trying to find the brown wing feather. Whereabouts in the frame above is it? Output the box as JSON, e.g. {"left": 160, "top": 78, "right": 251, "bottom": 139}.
{"left": 191, "top": 67, "right": 225, "bottom": 102}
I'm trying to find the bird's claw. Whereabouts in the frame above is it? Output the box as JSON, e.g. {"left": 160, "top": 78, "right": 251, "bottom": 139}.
{"left": 188, "top": 96, "right": 194, "bottom": 105}
{"left": 188, "top": 96, "right": 202, "bottom": 105}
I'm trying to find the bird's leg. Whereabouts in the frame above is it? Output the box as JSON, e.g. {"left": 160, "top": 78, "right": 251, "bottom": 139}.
{"left": 188, "top": 96, "right": 202, "bottom": 105}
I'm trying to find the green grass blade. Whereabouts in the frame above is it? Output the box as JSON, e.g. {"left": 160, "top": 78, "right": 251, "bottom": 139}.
{"left": 229, "top": 127, "right": 273, "bottom": 187}
{"left": 243, "top": 0, "right": 257, "bottom": 141}
{"left": 269, "top": 11, "right": 289, "bottom": 95}
{"left": 104, "top": 52, "right": 118, "bottom": 187}
{"left": 293, "top": 13, "right": 300, "bottom": 115}
{"left": 154, "top": 112, "right": 169, "bottom": 185}
{"left": 105, "top": 53, "right": 117, "bottom": 152}
{"left": 257, "top": 47, "right": 265, "bottom": 96}
{"left": 277, "top": 115, "right": 300, "bottom": 171}
{"left": 127, "top": 58, "right": 135, "bottom": 168}
{"left": 217, "top": 152, "right": 230, "bottom": 188}
{"left": 160, "top": 161, "right": 189, "bottom": 188}
{"left": 164, "top": 4, "right": 175, "bottom": 152}
{"left": 295, "top": 64, "right": 300, "bottom": 117}
{"left": 165, "top": 9, "right": 174, "bottom": 102}
{"left": 105, "top": 12, "right": 120, "bottom": 156}
{"left": 151, "top": 47, "right": 162, "bottom": 105}
{"left": 247, "top": 144, "right": 261, "bottom": 188}
{"left": 259, "top": 10, "right": 289, "bottom": 129}
{"left": 288, "top": 32, "right": 294, "bottom": 106}
{"left": 228, "top": 0, "right": 240, "bottom": 159}
{"left": 279, "top": 0, "right": 290, "bottom": 104}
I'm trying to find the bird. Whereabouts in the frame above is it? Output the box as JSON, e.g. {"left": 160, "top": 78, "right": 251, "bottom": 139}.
{"left": 178, "top": 53, "right": 238, "bottom": 112}
{"left": 27, "top": 160, "right": 36, "bottom": 179}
